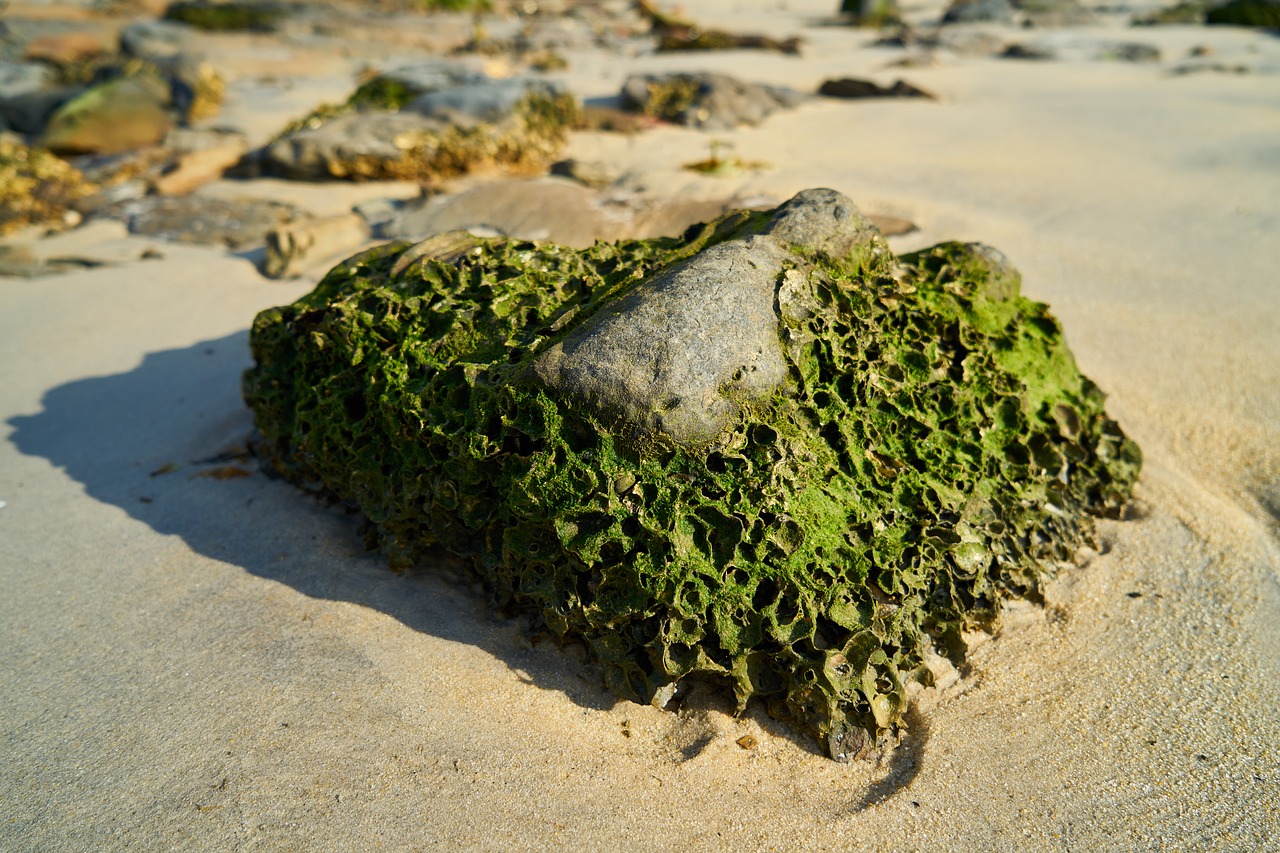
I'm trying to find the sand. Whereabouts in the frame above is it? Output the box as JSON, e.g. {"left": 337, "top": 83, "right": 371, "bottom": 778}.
{"left": 2, "top": 0, "right": 1278, "bottom": 848}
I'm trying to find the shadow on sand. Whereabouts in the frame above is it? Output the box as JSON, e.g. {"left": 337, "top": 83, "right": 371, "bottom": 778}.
{"left": 6, "top": 331, "right": 620, "bottom": 715}
{"left": 10, "top": 332, "right": 920, "bottom": 774}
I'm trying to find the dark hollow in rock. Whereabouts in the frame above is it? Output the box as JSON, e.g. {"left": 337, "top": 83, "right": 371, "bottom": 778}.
{"left": 243, "top": 188, "right": 1141, "bottom": 758}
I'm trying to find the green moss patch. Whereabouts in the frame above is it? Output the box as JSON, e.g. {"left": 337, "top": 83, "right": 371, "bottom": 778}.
{"left": 163, "top": 1, "right": 288, "bottom": 32}
{"left": 244, "top": 196, "right": 1140, "bottom": 757}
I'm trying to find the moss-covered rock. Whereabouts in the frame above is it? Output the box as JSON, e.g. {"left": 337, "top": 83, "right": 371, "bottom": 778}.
{"left": 0, "top": 140, "right": 97, "bottom": 235}
{"left": 244, "top": 189, "right": 1140, "bottom": 758}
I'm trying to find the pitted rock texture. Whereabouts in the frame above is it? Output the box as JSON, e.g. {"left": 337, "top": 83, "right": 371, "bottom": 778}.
{"left": 244, "top": 188, "right": 1141, "bottom": 757}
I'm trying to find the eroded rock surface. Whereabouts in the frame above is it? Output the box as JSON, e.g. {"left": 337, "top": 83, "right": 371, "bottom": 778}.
{"left": 244, "top": 188, "right": 1141, "bottom": 758}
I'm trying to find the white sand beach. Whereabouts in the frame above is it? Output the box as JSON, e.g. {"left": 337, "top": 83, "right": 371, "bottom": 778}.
{"left": 2, "top": 0, "right": 1278, "bottom": 847}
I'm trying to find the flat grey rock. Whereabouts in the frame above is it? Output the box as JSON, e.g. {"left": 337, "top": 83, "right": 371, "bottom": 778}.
{"left": 107, "top": 194, "right": 308, "bottom": 249}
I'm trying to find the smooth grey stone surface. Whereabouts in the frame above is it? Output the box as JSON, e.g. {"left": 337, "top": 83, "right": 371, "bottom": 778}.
{"left": 534, "top": 235, "right": 792, "bottom": 445}
{"left": 532, "top": 189, "right": 879, "bottom": 446}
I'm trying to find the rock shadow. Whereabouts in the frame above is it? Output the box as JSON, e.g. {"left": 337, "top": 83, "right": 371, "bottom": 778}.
{"left": 6, "top": 331, "right": 616, "bottom": 714}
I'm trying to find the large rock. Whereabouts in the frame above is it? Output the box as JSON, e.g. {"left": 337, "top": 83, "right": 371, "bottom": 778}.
{"left": 244, "top": 188, "right": 1141, "bottom": 759}
{"left": 621, "top": 72, "right": 804, "bottom": 131}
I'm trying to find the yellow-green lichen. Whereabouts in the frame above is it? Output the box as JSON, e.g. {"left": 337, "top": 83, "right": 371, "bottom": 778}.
{"left": 0, "top": 141, "right": 97, "bottom": 235}
{"left": 632, "top": 74, "right": 703, "bottom": 122}
{"left": 243, "top": 206, "right": 1140, "bottom": 757}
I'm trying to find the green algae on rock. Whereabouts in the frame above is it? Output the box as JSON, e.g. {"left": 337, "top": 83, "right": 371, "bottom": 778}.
{"left": 243, "top": 189, "right": 1140, "bottom": 758}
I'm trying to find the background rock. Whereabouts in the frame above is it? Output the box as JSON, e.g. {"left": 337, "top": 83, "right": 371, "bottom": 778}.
{"left": 818, "top": 78, "right": 935, "bottom": 99}
{"left": 262, "top": 212, "right": 370, "bottom": 279}
{"left": 107, "top": 193, "right": 308, "bottom": 248}
{"left": 41, "top": 77, "right": 172, "bottom": 155}
{"left": 621, "top": 72, "right": 804, "bottom": 131}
